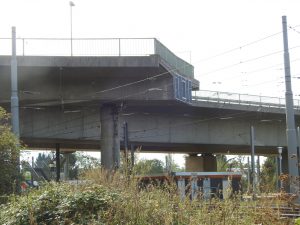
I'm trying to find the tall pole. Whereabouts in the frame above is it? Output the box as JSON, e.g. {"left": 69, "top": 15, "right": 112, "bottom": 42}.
{"left": 282, "top": 15, "right": 299, "bottom": 193}
{"left": 123, "top": 121, "right": 129, "bottom": 168}
{"left": 56, "top": 143, "right": 60, "bottom": 182}
{"left": 278, "top": 147, "right": 283, "bottom": 189}
{"left": 247, "top": 157, "right": 251, "bottom": 193}
{"left": 69, "top": 1, "right": 75, "bottom": 56}
{"left": 276, "top": 156, "right": 280, "bottom": 191}
{"left": 250, "top": 126, "right": 255, "bottom": 195}
{"left": 257, "top": 156, "right": 260, "bottom": 193}
{"left": 11, "top": 27, "right": 20, "bottom": 137}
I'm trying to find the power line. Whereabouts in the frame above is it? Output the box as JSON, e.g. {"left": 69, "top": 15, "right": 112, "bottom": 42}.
{"left": 195, "top": 31, "right": 282, "bottom": 63}
{"left": 200, "top": 46, "right": 300, "bottom": 77}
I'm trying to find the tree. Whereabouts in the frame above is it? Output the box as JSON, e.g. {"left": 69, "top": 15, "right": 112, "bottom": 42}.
{"left": 75, "top": 152, "right": 100, "bottom": 170}
{"left": 134, "top": 159, "right": 164, "bottom": 175}
{"left": 35, "top": 153, "right": 52, "bottom": 169}
{"left": 0, "top": 107, "right": 20, "bottom": 195}
{"left": 260, "top": 156, "right": 277, "bottom": 192}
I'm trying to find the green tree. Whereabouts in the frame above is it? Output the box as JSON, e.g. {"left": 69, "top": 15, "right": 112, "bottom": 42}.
{"left": 134, "top": 159, "right": 164, "bottom": 175}
{"left": 260, "top": 156, "right": 277, "bottom": 192}
{"left": 35, "top": 153, "right": 52, "bottom": 169}
{"left": 75, "top": 152, "right": 100, "bottom": 170}
{"left": 0, "top": 107, "right": 20, "bottom": 195}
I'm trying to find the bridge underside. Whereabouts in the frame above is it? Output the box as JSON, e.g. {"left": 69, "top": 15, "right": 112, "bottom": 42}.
{"left": 14, "top": 102, "right": 297, "bottom": 156}
{"left": 22, "top": 137, "right": 280, "bottom": 155}
{"left": 0, "top": 55, "right": 298, "bottom": 163}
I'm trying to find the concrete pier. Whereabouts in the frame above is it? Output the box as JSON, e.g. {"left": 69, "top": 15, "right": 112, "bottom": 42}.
{"left": 100, "top": 104, "right": 120, "bottom": 170}
{"left": 185, "top": 154, "right": 204, "bottom": 172}
{"left": 185, "top": 153, "right": 217, "bottom": 172}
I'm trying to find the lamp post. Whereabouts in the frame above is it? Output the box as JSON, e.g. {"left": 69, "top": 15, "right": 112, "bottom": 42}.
{"left": 69, "top": 1, "right": 75, "bottom": 56}
{"left": 278, "top": 146, "right": 283, "bottom": 189}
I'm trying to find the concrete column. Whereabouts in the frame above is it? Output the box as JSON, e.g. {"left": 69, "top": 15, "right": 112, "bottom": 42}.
{"left": 202, "top": 153, "right": 217, "bottom": 172}
{"left": 185, "top": 153, "right": 217, "bottom": 172}
{"left": 282, "top": 148, "right": 289, "bottom": 192}
{"left": 185, "top": 154, "right": 204, "bottom": 172}
{"left": 100, "top": 104, "right": 120, "bottom": 170}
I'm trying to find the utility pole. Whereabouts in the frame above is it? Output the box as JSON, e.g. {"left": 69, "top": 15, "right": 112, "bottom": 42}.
{"left": 257, "top": 156, "right": 260, "bottom": 193}
{"left": 250, "top": 126, "right": 256, "bottom": 196}
{"left": 69, "top": 1, "right": 75, "bottom": 56}
{"left": 123, "top": 122, "right": 129, "bottom": 169}
{"left": 282, "top": 15, "right": 299, "bottom": 194}
{"left": 247, "top": 157, "right": 251, "bottom": 193}
{"left": 278, "top": 147, "right": 283, "bottom": 189}
{"left": 11, "top": 27, "right": 20, "bottom": 137}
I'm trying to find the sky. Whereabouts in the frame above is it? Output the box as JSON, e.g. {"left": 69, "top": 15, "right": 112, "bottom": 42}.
{"left": 2, "top": 0, "right": 300, "bottom": 166}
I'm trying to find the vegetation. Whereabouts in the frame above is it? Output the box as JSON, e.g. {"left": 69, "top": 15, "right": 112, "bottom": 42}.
{"left": 260, "top": 156, "right": 277, "bottom": 192}
{"left": 0, "top": 106, "right": 295, "bottom": 224}
{"left": 0, "top": 168, "right": 294, "bottom": 225}
{"left": 0, "top": 107, "right": 20, "bottom": 197}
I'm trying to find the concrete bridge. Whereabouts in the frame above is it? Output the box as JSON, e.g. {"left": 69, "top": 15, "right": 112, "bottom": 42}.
{"left": 0, "top": 37, "right": 299, "bottom": 172}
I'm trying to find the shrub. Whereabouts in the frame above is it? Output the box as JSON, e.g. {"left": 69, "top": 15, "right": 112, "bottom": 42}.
{"left": 0, "top": 182, "right": 118, "bottom": 225}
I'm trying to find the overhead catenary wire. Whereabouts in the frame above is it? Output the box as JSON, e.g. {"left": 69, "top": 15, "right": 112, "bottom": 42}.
{"left": 200, "top": 45, "right": 300, "bottom": 77}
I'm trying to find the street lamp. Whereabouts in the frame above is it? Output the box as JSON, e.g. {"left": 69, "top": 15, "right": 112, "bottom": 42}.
{"left": 278, "top": 146, "right": 283, "bottom": 189}
{"left": 69, "top": 1, "right": 75, "bottom": 56}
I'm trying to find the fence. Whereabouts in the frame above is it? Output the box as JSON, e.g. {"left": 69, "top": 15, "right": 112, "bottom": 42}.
{"left": 193, "top": 89, "right": 300, "bottom": 109}
{"left": 0, "top": 37, "right": 194, "bottom": 78}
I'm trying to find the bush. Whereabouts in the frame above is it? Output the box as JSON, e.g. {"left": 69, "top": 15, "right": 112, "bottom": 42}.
{"left": 0, "top": 107, "right": 20, "bottom": 195}
{"left": 0, "top": 169, "right": 295, "bottom": 225}
{"left": 0, "top": 182, "right": 118, "bottom": 225}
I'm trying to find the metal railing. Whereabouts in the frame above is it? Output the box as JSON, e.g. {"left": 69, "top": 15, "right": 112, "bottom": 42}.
{"left": 192, "top": 89, "right": 300, "bottom": 110}
{"left": 0, "top": 37, "right": 194, "bottom": 78}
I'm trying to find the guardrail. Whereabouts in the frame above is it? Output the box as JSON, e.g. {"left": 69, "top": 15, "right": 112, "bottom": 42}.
{"left": 0, "top": 37, "right": 194, "bottom": 78}
{"left": 192, "top": 89, "right": 300, "bottom": 110}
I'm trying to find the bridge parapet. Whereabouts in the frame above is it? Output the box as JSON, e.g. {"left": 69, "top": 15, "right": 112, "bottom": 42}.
{"left": 193, "top": 89, "right": 300, "bottom": 110}
{"left": 0, "top": 37, "right": 194, "bottom": 79}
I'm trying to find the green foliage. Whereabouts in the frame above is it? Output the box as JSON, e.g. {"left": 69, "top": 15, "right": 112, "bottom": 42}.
{"left": 0, "top": 168, "right": 293, "bottom": 225}
{"left": 0, "top": 107, "right": 20, "bottom": 195}
{"left": 134, "top": 159, "right": 164, "bottom": 175}
{"left": 75, "top": 152, "right": 100, "bottom": 170}
{"left": 35, "top": 153, "right": 52, "bottom": 169}
{"left": 260, "top": 156, "right": 277, "bottom": 192}
{"left": 0, "top": 182, "right": 118, "bottom": 225}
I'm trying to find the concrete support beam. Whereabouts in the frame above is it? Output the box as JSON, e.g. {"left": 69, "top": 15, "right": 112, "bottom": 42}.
{"left": 100, "top": 104, "right": 120, "bottom": 170}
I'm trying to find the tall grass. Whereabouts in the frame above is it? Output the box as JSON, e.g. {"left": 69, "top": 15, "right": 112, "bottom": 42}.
{"left": 81, "top": 169, "right": 292, "bottom": 225}
{"left": 0, "top": 168, "right": 296, "bottom": 224}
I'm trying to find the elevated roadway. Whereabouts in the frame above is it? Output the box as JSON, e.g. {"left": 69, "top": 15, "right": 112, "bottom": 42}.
{"left": 0, "top": 37, "right": 298, "bottom": 170}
